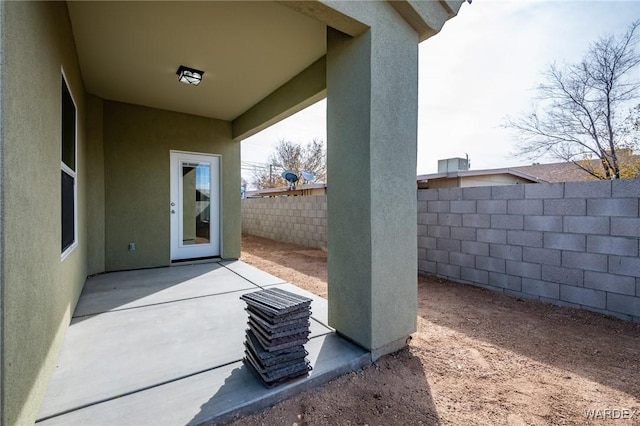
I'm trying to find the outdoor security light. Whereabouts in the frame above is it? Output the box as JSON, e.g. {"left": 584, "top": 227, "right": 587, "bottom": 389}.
{"left": 176, "top": 65, "right": 204, "bottom": 86}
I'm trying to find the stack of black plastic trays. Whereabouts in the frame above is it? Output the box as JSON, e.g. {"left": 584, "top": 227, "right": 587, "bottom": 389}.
{"left": 240, "top": 288, "right": 313, "bottom": 387}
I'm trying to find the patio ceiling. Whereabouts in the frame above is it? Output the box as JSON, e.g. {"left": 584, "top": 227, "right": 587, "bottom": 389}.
{"left": 67, "top": 1, "right": 326, "bottom": 121}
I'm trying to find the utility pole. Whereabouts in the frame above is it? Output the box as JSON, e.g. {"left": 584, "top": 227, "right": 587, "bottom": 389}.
{"left": 269, "top": 163, "right": 282, "bottom": 187}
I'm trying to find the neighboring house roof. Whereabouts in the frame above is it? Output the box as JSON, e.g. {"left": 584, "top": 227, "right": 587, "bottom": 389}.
{"left": 416, "top": 167, "right": 545, "bottom": 186}
{"left": 417, "top": 161, "right": 606, "bottom": 188}
{"left": 246, "top": 183, "right": 327, "bottom": 197}
{"left": 514, "top": 156, "right": 640, "bottom": 181}
{"left": 512, "top": 161, "right": 597, "bottom": 183}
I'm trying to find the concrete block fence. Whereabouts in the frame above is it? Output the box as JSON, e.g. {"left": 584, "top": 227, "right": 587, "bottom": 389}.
{"left": 418, "top": 180, "right": 640, "bottom": 323}
{"left": 241, "top": 180, "right": 640, "bottom": 323}
{"left": 241, "top": 195, "right": 327, "bottom": 249}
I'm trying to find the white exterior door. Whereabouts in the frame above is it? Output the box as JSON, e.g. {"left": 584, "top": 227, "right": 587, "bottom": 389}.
{"left": 170, "top": 151, "right": 220, "bottom": 260}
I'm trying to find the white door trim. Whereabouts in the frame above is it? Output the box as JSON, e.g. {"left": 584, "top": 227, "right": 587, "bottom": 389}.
{"left": 170, "top": 151, "right": 221, "bottom": 260}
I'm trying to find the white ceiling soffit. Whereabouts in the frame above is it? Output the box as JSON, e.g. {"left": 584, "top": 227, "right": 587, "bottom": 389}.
{"left": 67, "top": 1, "right": 326, "bottom": 121}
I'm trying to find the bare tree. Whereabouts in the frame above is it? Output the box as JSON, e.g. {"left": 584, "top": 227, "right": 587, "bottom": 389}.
{"left": 506, "top": 21, "right": 640, "bottom": 179}
{"left": 252, "top": 139, "right": 326, "bottom": 189}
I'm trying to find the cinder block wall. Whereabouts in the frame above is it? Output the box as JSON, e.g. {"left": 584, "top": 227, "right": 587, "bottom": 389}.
{"left": 418, "top": 180, "right": 640, "bottom": 323}
{"left": 241, "top": 195, "right": 327, "bottom": 249}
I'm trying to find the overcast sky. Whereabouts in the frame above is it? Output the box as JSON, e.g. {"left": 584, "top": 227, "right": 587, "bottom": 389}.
{"left": 241, "top": 0, "right": 640, "bottom": 182}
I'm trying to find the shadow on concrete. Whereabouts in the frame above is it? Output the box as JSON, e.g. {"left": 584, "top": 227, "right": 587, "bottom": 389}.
{"left": 71, "top": 262, "right": 257, "bottom": 322}
{"left": 187, "top": 333, "right": 374, "bottom": 425}
{"left": 187, "top": 364, "right": 249, "bottom": 426}
{"left": 419, "top": 278, "right": 640, "bottom": 398}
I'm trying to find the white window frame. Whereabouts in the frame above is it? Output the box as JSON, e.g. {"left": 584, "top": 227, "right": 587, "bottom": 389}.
{"left": 61, "top": 69, "right": 78, "bottom": 261}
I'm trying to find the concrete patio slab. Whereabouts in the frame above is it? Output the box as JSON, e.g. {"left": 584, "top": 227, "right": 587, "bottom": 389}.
{"left": 36, "top": 261, "right": 369, "bottom": 425}
{"left": 74, "top": 263, "right": 256, "bottom": 317}
{"left": 220, "top": 260, "right": 287, "bottom": 286}
{"left": 37, "top": 333, "right": 369, "bottom": 426}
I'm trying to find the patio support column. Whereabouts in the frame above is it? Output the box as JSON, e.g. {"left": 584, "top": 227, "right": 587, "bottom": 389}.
{"left": 326, "top": 17, "right": 418, "bottom": 359}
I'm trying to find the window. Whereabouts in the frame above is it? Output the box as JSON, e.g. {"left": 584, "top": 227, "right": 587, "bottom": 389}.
{"left": 61, "top": 74, "right": 77, "bottom": 257}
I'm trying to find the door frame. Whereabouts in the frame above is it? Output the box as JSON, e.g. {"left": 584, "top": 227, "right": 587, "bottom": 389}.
{"left": 170, "top": 150, "right": 221, "bottom": 261}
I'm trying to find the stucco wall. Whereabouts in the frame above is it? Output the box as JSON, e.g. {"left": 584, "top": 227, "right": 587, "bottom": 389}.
{"left": 86, "top": 95, "right": 106, "bottom": 275}
{"left": 242, "top": 196, "right": 327, "bottom": 249}
{"left": 418, "top": 181, "right": 640, "bottom": 323}
{"left": 326, "top": 5, "right": 419, "bottom": 354}
{"left": 103, "top": 101, "right": 240, "bottom": 271}
{"left": 1, "top": 2, "right": 88, "bottom": 424}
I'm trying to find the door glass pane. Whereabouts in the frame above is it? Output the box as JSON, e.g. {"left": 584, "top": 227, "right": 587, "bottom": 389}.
{"left": 181, "top": 161, "right": 210, "bottom": 245}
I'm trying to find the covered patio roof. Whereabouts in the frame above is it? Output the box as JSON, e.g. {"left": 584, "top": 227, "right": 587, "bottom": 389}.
{"left": 66, "top": 1, "right": 328, "bottom": 140}
{"left": 36, "top": 261, "right": 369, "bottom": 425}
{"left": 67, "top": 1, "right": 325, "bottom": 122}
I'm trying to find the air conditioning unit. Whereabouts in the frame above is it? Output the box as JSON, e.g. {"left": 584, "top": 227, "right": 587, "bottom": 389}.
{"left": 438, "top": 157, "right": 470, "bottom": 173}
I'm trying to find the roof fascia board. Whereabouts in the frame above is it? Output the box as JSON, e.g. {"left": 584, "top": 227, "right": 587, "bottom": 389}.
{"left": 417, "top": 168, "right": 546, "bottom": 183}
{"left": 290, "top": 0, "right": 464, "bottom": 43}
{"left": 505, "top": 168, "right": 547, "bottom": 183}
{"left": 388, "top": 0, "right": 464, "bottom": 42}
{"left": 232, "top": 56, "right": 326, "bottom": 141}
{"left": 277, "top": 1, "right": 369, "bottom": 37}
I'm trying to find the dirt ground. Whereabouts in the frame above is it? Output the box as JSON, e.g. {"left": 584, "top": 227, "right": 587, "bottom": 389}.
{"left": 234, "top": 235, "right": 640, "bottom": 426}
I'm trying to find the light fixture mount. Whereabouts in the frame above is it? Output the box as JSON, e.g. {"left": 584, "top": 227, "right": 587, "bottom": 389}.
{"left": 176, "top": 65, "right": 204, "bottom": 86}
